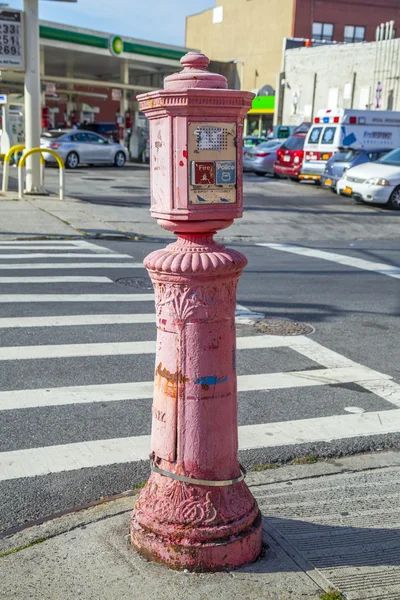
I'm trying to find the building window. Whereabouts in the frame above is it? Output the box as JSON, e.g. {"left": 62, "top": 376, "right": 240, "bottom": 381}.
{"left": 344, "top": 25, "right": 366, "bottom": 43}
{"left": 312, "top": 22, "right": 334, "bottom": 42}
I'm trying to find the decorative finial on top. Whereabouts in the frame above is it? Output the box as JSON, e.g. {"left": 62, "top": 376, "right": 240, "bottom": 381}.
{"left": 164, "top": 51, "right": 227, "bottom": 91}
{"left": 180, "top": 52, "right": 210, "bottom": 70}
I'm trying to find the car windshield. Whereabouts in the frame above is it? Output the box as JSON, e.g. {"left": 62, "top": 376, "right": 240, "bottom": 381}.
{"left": 42, "top": 131, "right": 67, "bottom": 139}
{"left": 335, "top": 149, "right": 361, "bottom": 162}
{"left": 321, "top": 127, "right": 336, "bottom": 144}
{"left": 258, "top": 141, "right": 281, "bottom": 149}
{"left": 243, "top": 137, "right": 266, "bottom": 147}
{"left": 282, "top": 135, "right": 304, "bottom": 151}
{"left": 377, "top": 148, "right": 400, "bottom": 166}
{"left": 308, "top": 127, "right": 322, "bottom": 144}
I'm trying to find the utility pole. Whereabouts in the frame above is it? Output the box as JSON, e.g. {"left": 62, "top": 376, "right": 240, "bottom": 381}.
{"left": 23, "top": 0, "right": 42, "bottom": 193}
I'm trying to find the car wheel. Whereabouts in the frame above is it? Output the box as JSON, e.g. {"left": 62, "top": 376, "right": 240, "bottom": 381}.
{"left": 388, "top": 186, "right": 400, "bottom": 210}
{"left": 114, "top": 151, "right": 126, "bottom": 167}
{"left": 65, "top": 152, "right": 79, "bottom": 169}
{"left": 273, "top": 172, "right": 280, "bottom": 179}
{"left": 254, "top": 171, "right": 265, "bottom": 176}
{"left": 290, "top": 176, "right": 299, "bottom": 182}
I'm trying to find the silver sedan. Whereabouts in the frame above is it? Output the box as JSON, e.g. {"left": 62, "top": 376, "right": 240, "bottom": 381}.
{"left": 40, "top": 129, "right": 128, "bottom": 169}
{"left": 243, "top": 140, "right": 283, "bottom": 175}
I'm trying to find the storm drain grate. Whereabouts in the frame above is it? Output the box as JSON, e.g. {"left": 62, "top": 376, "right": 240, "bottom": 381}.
{"left": 256, "top": 318, "right": 315, "bottom": 336}
{"left": 114, "top": 276, "right": 152, "bottom": 290}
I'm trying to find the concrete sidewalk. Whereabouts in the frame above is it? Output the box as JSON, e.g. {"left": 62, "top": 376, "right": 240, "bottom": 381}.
{"left": 0, "top": 192, "right": 171, "bottom": 241}
{"left": 3, "top": 452, "right": 400, "bottom": 600}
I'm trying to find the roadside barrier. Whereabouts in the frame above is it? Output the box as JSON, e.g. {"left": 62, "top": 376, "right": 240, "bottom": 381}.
{"left": 18, "top": 148, "right": 64, "bottom": 200}
{"left": 2, "top": 144, "right": 26, "bottom": 192}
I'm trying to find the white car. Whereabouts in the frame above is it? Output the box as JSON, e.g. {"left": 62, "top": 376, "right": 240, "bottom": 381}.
{"left": 337, "top": 147, "right": 400, "bottom": 209}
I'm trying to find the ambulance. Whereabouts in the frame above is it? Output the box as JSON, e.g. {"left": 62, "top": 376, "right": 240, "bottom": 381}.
{"left": 300, "top": 108, "right": 400, "bottom": 182}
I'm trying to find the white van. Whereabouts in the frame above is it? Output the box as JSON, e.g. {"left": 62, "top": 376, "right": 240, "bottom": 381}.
{"left": 300, "top": 108, "right": 400, "bottom": 182}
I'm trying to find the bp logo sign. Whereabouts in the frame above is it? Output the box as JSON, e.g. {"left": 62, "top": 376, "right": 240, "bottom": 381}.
{"left": 109, "top": 35, "right": 124, "bottom": 56}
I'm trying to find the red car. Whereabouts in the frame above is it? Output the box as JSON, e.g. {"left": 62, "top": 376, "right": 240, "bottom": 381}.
{"left": 274, "top": 133, "right": 306, "bottom": 181}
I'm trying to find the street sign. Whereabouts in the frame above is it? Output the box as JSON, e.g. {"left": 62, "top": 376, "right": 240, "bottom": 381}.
{"left": 0, "top": 9, "right": 24, "bottom": 71}
{"left": 111, "top": 88, "right": 122, "bottom": 101}
{"left": 0, "top": 94, "right": 7, "bottom": 104}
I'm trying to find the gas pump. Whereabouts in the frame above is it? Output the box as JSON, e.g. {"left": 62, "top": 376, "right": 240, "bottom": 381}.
{"left": 41, "top": 106, "right": 51, "bottom": 131}
{"left": 0, "top": 94, "right": 25, "bottom": 155}
{"left": 123, "top": 110, "right": 133, "bottom": 149}
{"left": 129, "top": 111, "right": 149, "bottom": 160}
{"left": 69, "top": 109, "right": 79, "bottom": 127}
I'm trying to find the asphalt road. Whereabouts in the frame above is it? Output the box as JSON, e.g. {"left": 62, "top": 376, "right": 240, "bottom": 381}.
{"left": 0, "top": 166, "right": 399, "bottom": 534}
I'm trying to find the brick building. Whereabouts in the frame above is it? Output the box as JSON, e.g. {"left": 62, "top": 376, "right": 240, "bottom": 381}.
{"left": 186, "top": 0, "right": 400, "bottom": 134}
{"left": 293, "top": 0, "right": 400, "bottom": 43}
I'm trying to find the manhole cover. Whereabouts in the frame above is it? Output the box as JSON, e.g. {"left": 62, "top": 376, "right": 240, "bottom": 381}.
{"left": 256, "top": 318, "right": 315, "bottom": 336}
{"left": 115, "top": 276, "right": 152, "bottom": 290}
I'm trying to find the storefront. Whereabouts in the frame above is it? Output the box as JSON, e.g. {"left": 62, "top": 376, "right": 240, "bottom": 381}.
{"left": 244, "top": 96, "right": 275, "bottom": 137}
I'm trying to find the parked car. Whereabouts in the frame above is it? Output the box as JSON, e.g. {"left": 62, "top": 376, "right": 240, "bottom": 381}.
{"left": 243, "top": 139, "right": 283, "bottom": 175}
{"left": 273, "top": 133, "right": 307, "bottom": 180}
{"left": 336, "top": 147, "right": 400, "bottom": 209}
{"left": 242, "top": 136, "right": 267, "bottom": 169}
{"left": 321, "top": 148, "right": 392, "bottom": 192}
{"left": 41, "top": 130, "right": 128, "bottom": 169}
{"left": 80, "top": 122, "right": 119, "bottom": 143}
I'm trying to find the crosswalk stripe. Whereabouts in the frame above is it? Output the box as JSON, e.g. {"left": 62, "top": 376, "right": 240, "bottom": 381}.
{"left": 0, "top": 253, "right": 134, "bottom": 259}
{"left": 0, "top": 241, "right": 88, "bottom": 246}
{"left": 0, "top": 313, "right": 156, "bottom": 328}
{"left": 0, "top": 366, "right": 391, "bottom": 411}
{"left": 0, "top": 276, "right": 113, "bottom": 283}
{"left": 2, "top": 407, "right": 400, "bottom": 481}
{"left": 0, "top": 334, "right": 288, "bottom": 360}
{"left": 259, "top": 243, "right": 400, "bottom": 280}
{"left": 0, "top": 293, "right": 154, "bottom": 303}
{"left": 0, "top": 310, "right": 278, "bottom": 328}
{"left": 0, "top": 262, "right": 144, "bottom": 270}
{"left": 0, "top": 246, "right": 104, "bottom": 251}
{"left": 238, "top": 409, "right": 400, "bottom": 451}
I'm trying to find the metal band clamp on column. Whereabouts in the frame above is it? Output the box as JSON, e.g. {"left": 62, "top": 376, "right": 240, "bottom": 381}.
{"left": 151, "top": 460, "right": 245, "bottom": 487}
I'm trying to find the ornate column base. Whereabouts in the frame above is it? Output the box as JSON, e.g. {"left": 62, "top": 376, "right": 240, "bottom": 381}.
{"left": 130, "top": 233, "right": 262, "bottom": 571}
{"left": 130, "top": 472, "right": 262, "bottom": 572}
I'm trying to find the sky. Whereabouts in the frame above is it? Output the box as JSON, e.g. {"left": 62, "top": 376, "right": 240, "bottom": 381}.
{"left": 6, "top": 0, "right": 215, "bottom": 46}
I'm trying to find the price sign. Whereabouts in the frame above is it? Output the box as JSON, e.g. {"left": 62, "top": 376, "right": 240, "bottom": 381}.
{"left": 0, "top": 10, "right": 24, "bottom": 71}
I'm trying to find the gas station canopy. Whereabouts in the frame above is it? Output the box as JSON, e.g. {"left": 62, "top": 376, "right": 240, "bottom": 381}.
{"left": 0, "top": 20, "right": 188, "bottom": 94}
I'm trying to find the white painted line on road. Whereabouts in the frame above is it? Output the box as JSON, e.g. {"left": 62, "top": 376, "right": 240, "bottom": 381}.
{"left": 0, "top": 262, "right": 144, "bottom": 270}
{"left": 0, "top": 313, "right": 156, "bottom": 329}
{"left": 0, "top": 366, "right": 391, "bottom": 411}
{"left": 238, "top": 409, "right": 400, "bottom": 451}
{"left": 359, "top": 379, "right": 400, "bottom": 409}
{"left": 0, "top": 293, "right": 154, "bottom": 303}
{"left": 0, "top": 335, "right": 291, "bottom": 360}
{"left": 2, "top": 407, "right": 400, "bottom": 480}
{"left": 235, "top": 303, "right": 264, "bottom": 323}
{"left": 0, "top": 276, "right": 113, "bottom": 284}
{"left": 0, "top": 241, "right": 85, "bottom": 246}
{"left": 0, "top": 340, "right": 156, "bottom": 360}
{"left": 0, "top": 310, "right": 275, "bottom": 329}
{"left": 0, "top": 253, "right": 134, "bottom": 259}
{"left": 259, "top": 243, "right": 400, "bottom": 280}
{"left": 0, "top": 382, "right": 154, "bottom": 410}
{"left": 0, "top": 435, "right": 152, "bottom": 481}
{"left": 284, "top": 336, "right": 358, "bottom": 369}
{"left": 0, "top": 246, "right": 102, "bottom": 251}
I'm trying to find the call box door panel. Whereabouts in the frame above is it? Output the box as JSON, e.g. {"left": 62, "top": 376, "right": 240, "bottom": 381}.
{"left": 188, "top": 122, "right": 237, "bottom": 205}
